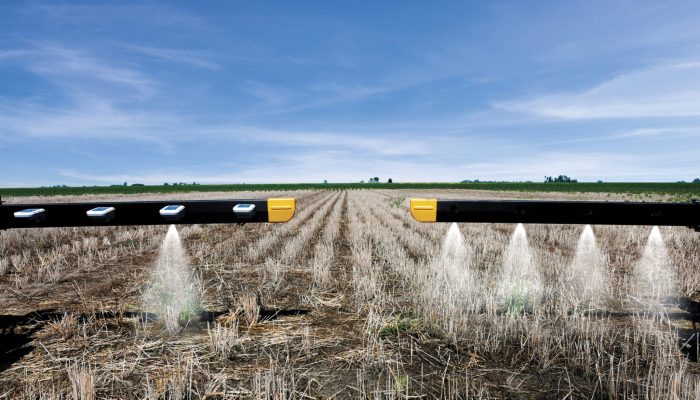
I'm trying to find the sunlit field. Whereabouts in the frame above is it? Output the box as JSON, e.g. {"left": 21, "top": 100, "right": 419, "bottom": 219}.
{"left": 2, "top": 189, "right": 700, "bottom": 399}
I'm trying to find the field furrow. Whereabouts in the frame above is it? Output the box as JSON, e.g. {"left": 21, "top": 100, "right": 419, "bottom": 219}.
{"left": 2, "top": 189, "right": 700, "bottom": 399}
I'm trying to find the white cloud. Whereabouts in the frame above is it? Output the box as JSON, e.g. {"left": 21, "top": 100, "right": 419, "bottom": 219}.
{"left": 458, "top": 153, "right": 637, "bottom": 181}
{"left": 539, "top": 125, "right": 700, "bottom": 146}
{"left": 615, "top": 126, "right": 700, "bottom": 138}
{"left": 497, "top": 62, "right": 700, "bottom": 119}
{"left": 228, "top": 127, "right": 432, "bottom": 157}
{"left": 57, "top": 155, "right": 449, "bottom": 185}
{"left": 119, "top": 44, "right": 220, "bottom": 70}
{"left": 27, "top": 3, "right": 205, "bottom": 29}
{"left": 243, "top": 82, "right": 293, "bottom": 106}
{"left": 2, "top": 38, "right": 698, "bottom": 186}
{"left": 0, "top": 49, "right": 34, "bottom": 60}
{"left": 0, "top": 44, "right": 168, "bottom": 143}
{"left": 34, "top": 46, "right": 156, "bottom": 97}
{"left": 1, "top": 44, "right": 156, "bottom": 97}
{"left": 53, "top": 148, "right": 696, "bottom": 187}
{"left": 0, "top": 96, "right": 177, "bottom": 142}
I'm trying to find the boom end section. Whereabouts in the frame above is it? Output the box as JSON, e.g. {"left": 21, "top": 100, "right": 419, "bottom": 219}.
{"left": 267, "top": 198, "right": 296, "bottom": 223}
{"left": 410, "top": 198, "right": 437, "bottom": 223}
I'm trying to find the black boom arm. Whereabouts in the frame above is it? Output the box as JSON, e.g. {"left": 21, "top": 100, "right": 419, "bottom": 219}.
{"left": 0, "top": 198, "right": 295, "bottom": 230}
{"left": 410, "top": 198, "right": 700, "bottom": 230}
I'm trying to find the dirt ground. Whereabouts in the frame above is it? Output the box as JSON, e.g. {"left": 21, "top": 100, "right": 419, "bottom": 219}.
{"left": 1, "top": 189, "right": 700, "bottom": 399}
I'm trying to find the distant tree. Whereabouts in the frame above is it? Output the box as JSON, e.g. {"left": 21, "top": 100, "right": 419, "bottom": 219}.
{"left": 693, "top": 178, "right": 700, "bottom": 183}
{"left": 545, "top": 175, "right": 577, "bottom": 183}
{"left": 373, "top": 177, "right": 379, "bottom": 183}
{"left": 597, "top": 180, "right": 604, "bottom": 183}
{"left": 123, "top": 181, "right": 128, "bottom": 186}
{"left": 360, "top": 180, "right": 365, "bottom": 183}
{"left": 324, "top": 179, "right": 328, "bottom": 184}
{"left": 131, "top": 183, "right": 144, "bottom": 186}
{"left": 164, "top": 183, "right": 169, "bottom": 186}
{"left": 388, "top": 178, "right": 393, "bottom": 183}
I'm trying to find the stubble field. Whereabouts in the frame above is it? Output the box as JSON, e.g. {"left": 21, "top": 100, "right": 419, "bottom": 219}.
{"left": 1, "top": 189, "right": 700, "bottom": 399}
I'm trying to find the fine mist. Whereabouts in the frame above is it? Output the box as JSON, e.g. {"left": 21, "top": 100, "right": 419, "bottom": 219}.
{"left": 436, "top": 223, "right": 477, "bottom": 308}
{"left": 498, "top": 223, "right": 542, "bottom": 313}
{"left": 145, "top": 225, "right": 202, "bottom": 332}
{"left": 631, "top": 226, "right": 676, "bottom": 307}
{"left": 562, "top": 225, "right": 609, "bottom": 309}
{"left": 419, "top": 223, "right": 479, "bottom": 332}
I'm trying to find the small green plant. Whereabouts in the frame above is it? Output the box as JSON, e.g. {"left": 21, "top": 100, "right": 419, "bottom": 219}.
{"left": 504, "top": 287, "right": 535, "bottom": 315}
{"left": 378, "top": 310, "right": 422, "bottom": 338}
{"left": 148, "top": 280, "right": 203, "bottom": 328}
{"left": 178, "top": 303, "right": 202, "bottom": 325}
{"left": 379, "top": 319, "right": 416, "bottom": 337}
{"left": 505, "top": 291, "right": 526, "bottom": 315}
{"left": 395, "top": 374, "right": 409, "bottom": 391}
{"left": 390, "top": 197, "right": 405, "bottom": 208}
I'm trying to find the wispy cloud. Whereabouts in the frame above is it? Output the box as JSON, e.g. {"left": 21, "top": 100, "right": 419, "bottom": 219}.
{"left": 3, "top": 2, "right": 700, "bottom": 186}
{"left": 39, "top": 46, "right": 156, "bottom": 97}
{"left": 225, "top": 127, "right": 432, "bottom": 156}
{"left": 237, "top": 69, "right": 472, "bottom": 118}
{"left": 539, "top": 125, "right": 700, "bottom": 147}
{"left": 457, "top": 153, "right": 647, "bottom": 181}
{"left": 26, "top": 3, "right": 204, "bottom": 29}
{"left": 616, "top": 126, "right": 700, "bottom": 138}
{"left": 0, "top": 89, "right": 468, "bottom": 159}
{"left": 0, "top": 49, "right": 34, "bottom": 60}
{"left": 56, "top": 152, "right": 452, "bottom": 184}
{"left": 55, "top": 148, "right": 696, "bottom": 186}
{"left": 243, "top": 82, "right": 293, "bottom": 105}
{"left": 0, "top": 44, "right": 168, "bottom": 144}
{"left": 0, "top": 97, "right": 177, "bottom": 142}
{"left": 119, "top": 44, "right": 220, "bottom": 70}
{"left": 497, "top": 62, "right": 700, "bottom": 119}
{"left": 1, "top": 44, "right": 156, "bottom": 97}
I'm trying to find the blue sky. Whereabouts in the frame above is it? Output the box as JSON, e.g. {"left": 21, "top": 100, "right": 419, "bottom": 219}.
{"left": 2, "top": 1, "right": 700, "bottom": 186}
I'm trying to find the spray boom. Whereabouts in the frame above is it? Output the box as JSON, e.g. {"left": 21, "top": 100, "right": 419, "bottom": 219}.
{"left": 410, "top": 198, "right": 700, "bottom": 231}
{"left": 0, "top": 197, "right": 295, "bottom": 230}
